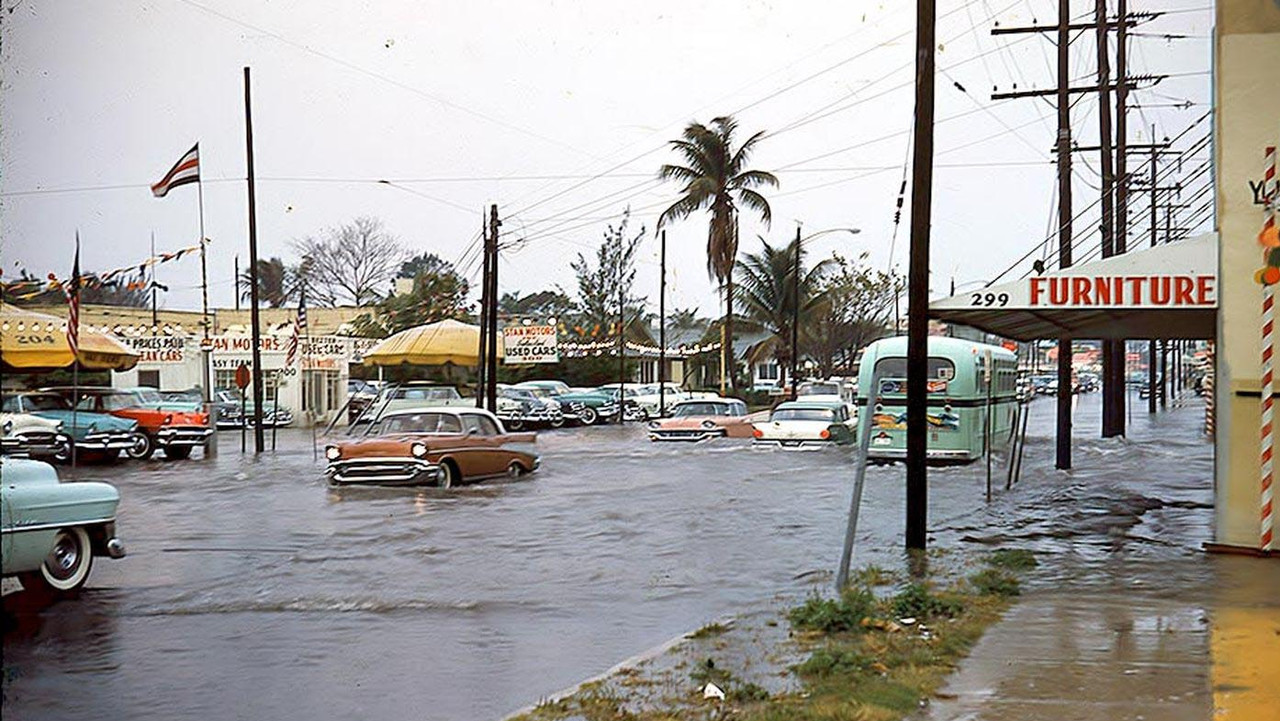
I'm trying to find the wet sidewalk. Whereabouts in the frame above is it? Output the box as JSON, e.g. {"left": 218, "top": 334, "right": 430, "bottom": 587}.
{"left": 926, "top": 397, "right": 1280, "bottom": 721}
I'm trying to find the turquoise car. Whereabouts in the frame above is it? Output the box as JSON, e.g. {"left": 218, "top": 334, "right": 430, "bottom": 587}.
{"left": 3, "top": 391, "right": 145, "bottom": 462}
{"left": 0, "top": 457, "right": 125, "bottom": 599}
{"left": 513, "top": 380, "right": 620, "bottom": 425}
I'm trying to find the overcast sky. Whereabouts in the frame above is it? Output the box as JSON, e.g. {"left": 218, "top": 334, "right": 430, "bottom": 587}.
{"left": 0, "top": 0, "right": 1212, "bottom": 318}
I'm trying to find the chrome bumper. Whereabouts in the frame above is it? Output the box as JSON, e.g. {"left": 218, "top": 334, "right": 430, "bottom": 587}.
{"left": 78, "top": 431, "right": 141, "bottom": 451}
{"left": 1, "top": 431, "right": 68, "bottom": 456}
{"left": 752, "top": 438, "right": 833, "bottom": 450}
{"left": 156, "top": 426, "right": 214, "bottom": 447}
{"left": 326, "top": 458, "right": 442, "bottom": 486}
{"left": 649, "top": 429, "right": 723, "bottom": 442}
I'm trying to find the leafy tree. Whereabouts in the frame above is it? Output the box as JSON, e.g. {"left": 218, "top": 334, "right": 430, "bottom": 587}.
{"left": 498, "top": 289, "right": 576, "bottom": 320}
{"left": 238, "top": 257, "right": 296, "bottom": 308}
{"left": 292, "top": 216, "right": 406, "bottom": 306}
{"left": 569, "top": 209, "right": 650, "bottom": 341}
{"left": 349, "top": 253, "right": 470, "bottom": 337}
{"left": 735, "top": 235, "right": 835, "bottom": 388}
{"left": 807, "top": 253, "right": 903, "bottom": 377}
{"left": 657, "top": 115, "right": 778, "bottom": 390}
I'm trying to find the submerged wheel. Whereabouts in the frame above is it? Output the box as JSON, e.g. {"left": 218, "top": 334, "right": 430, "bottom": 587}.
{"left": 437, "top": 461, "right": 457, "bottom": 489}
{"left": 20, "top": 527, "right": 93, "bottom": 598}
{"left": 54, "top": 438, "right": 74, "bottom": 463}
{"left": 578, "top": 407, "right": 599, "bottom": 426}
{"left": 163, "top": 446, "right": 192, "bottom": 460}
{"left": 507, "top": 461, "right": 523, "bottom": 479}
{"left": 126, "top": 433, "right": 154, "bottom": 460}
{"left": 549, "top": 416, "right": 565, "bottom": 429}
{"left": 506, "top": 417, "right": 525, "bottom": 431}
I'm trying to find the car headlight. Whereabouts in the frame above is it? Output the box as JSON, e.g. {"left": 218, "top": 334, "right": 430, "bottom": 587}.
{"left": 411, "top": 442, "right": 428, "bottom": 458}
{"left": 3, "top": 420, "right": 12, "bottom": 435}
{"left": 648, "top": 421, "right": 661, "bottom": 429}
{"left": 325, "top": 445, "right": 342, "bottom": 461}
{"left": 701, "top": 420, "right": 716, "bottom": 429}
{"left": 55, "top": 420, "right": 65, "bottom": 432}
{"left": 163, "top": 414, "right": 173, "bottom": 425}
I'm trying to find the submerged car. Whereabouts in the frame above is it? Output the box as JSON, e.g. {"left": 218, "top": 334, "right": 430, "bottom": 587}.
{"left": 598, "top": 382, "right": 717, "bottom": 419}
{"left": 350, "top": 382, "right": 474, "bottom": 424}
{"left": 0, "top": 457, "right": 126, "bottom": 598}
{"left": 496, "top": 386, "right": 564, "bottom": 430}
{"left": 1, "top": 412, "right": 66, "bottom": 458}
{"left": 647, "top": 398, "right": 759, "bottom": 441}
{"left": 211, "top": 388, "right": 294, "bottom": 428}
{"left": 3, "top": 391, "right": 144, "bottom": 462}
{"left": 752, "top": 400, "right": 857, "bottom": 449}
{"left": 325, "top": 408, "right": 538, "bottom": 488}
{"left": 514, "top": 381, "right": 619, "bottom": 426}
{"left": 46, "top": 386, "right": 211, "bottom": 460}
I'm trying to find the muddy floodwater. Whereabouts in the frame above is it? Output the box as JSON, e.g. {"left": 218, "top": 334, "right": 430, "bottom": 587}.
{"left": 2, "top": 393, "right": 1213, "bottom": 721}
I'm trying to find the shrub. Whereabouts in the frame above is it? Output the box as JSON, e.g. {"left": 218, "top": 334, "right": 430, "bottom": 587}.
{"left": 985, "top": 549, "right": 1037, "bottom": 571}
{"left": 891, "top": 583, "right": 965, "bottom": 619}
{"left": 788, "top": 587, "right": 876, "bottom": 634}
{"left": 792, "top": 647, "right": 873, "bottom": 678}
{"left": 969, "top": 568, "right": 1021, "bottom": 597}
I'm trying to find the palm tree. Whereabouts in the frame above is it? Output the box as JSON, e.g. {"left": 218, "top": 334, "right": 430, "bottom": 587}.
{"left": 658, "top": 115, "right": 778, "bottom": 390}
{"left": 239, "top": 257, "right": 295, "bottom": 308}
{"left": 735, "top": 236, "right": 834, "bottom": 390}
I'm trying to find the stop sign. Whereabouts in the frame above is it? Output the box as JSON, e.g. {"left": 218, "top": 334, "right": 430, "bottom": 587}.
{"left": 234, "top": 363, "right": 251, "bottom": 390}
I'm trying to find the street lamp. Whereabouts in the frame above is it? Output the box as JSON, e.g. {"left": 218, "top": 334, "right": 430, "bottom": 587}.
{"left": 792, "top": 225, "right": 861, "bottom": 400}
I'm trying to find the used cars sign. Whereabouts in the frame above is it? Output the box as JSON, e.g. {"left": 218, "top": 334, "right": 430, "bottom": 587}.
{"left": 503, "top": 324, "right": 559, "bottom": 364}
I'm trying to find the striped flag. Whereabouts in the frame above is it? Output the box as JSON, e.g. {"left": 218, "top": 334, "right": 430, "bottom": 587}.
{"left": 151, "top": 143, "right": 200, "bottom": 198}
{"left": 286, "top": 287, "right": 307, "bottom": 366}
{"left": 67, "top": 237, "right": 81, "bottom": 358}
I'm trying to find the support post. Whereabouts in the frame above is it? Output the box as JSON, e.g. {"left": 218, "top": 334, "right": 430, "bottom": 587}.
{"left": 477, "top": 215, "right": 490, "bottom": 409}
{"left": 243, "top": 66, "right": 265, "bottom": 454}
{"left": 792, "top": 223, "right": 802, "bottom": 401}
{"left": 486, "top": 204, "right": 500, "bottom": 412}
{"left": 1097, "top": 0, "right": 1119, "bottom": 438}
{"left": 659, "top": 229, "right": 667, "bottom": 416}
{"left": 1055, "top": 0, "right": 1074, "bottom": 469}
{"left": 905, "top": 0, "right": 936, "bottom": 551}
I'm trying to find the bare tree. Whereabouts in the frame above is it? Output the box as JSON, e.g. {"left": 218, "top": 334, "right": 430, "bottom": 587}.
{"left": 291, "top": 217, "right": 406, "bottom": 306}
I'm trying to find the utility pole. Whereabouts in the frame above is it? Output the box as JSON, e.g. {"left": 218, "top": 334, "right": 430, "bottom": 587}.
{"left": 1148, "top": 136, "right": 1158, "bottom": 413}
{"left": 1056, "top": 0, "right": 1073, "bottom": 468}
{"left": 618, "top": 240, "right": 626, "bottom": 425}
{"left": 1096, "top": 0, "right": 1122, "bottom": 439}
{"left": 486, "top": 204, "right": 500, "bottom": 412}
{"left": 1109, "top": 0, "right": 1130, "bottom": 435}
{"left": 234, "top": 255, "right": 241, "bottom": 312}
{"left": 905, "top": 0, "right": 936, "bottom": 552}
{"left": 659, "top": 229, "right": 667, "bottom": 416}
{"left": 150, "top": 231, "right": 158, "bottom": 326}
{"left": 791, "top": 223, "right": 802, "bottom": 401}
{"left": 477, "top": 214, "right": 490, "bottom": 409}
{"left": 243, "top": 66, "right": 265, "bottom": 454}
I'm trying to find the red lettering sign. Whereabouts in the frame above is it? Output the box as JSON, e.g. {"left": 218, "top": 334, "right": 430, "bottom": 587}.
{"left": 1028, "top": 275, "right": 1215, "bottom": 307}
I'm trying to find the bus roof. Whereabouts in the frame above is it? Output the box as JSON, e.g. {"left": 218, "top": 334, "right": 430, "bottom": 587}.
{"left": 862, "top": 335, "right": 1017, "bottom": 361}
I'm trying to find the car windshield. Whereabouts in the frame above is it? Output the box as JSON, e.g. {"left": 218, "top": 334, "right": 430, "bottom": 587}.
{"left": 503, "top": 389, "right": 536, "bottom": 400}
{"left": 100, "top": 394, "right": 137, "bottom": 411}
{"left": 21, "top": 394, "right": 72, "bottom": 412}
{"left": 131, "top": 389, "right": 164, "bottom": 405}
{"left": 522, "top": 387, "right": 554, "bottom": 398}
{"left": 673, "top": 402, "right": 728, "bottom": 417}
{"left": 394, "top": 387, "right": 461, "bottom": 400}
{"left": 799, "top": 382, "right": 841, "bottom": 396}
{"left": 376, "top": 412, "right": 462, "bottom": 434}
{"left": 772, "top": 408, "right": 836, "bottom": 422}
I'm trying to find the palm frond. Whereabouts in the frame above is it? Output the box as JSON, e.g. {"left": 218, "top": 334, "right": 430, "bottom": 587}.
{"left": 737, "top": 188, "right": 773, "bottom": 228}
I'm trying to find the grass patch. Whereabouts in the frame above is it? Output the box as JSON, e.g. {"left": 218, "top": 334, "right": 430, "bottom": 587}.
{"left": 985, "top": 549, "right": 1037, "bottom": 571}
{"left": 969, "top": 568, "right": 1021, "bottom": 597}
{"left": 788, "top": 586, "right": 875, "bottom": 634}
{"left": 687, "top": 621, "right": 729, "bottom": 640}
{"left": 890, "top": 583, "right": 965, "bottom": 620}
{"left": 852, "top": 564, "right": 895, "bottom": 586}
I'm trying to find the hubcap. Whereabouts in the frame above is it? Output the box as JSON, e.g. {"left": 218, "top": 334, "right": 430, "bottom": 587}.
{"left": 46, "top": 533, "right": 81, "bottom": 581}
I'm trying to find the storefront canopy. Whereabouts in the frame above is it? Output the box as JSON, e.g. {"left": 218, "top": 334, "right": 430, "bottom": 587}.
{"left": 361, "top": 319, "right": 500, "bottom": 367}
{"left": 0, "top": 302, "right": 140, "bottom": 372}
{"left": 930, "top": 233, "right": 1218, "bottom": 341}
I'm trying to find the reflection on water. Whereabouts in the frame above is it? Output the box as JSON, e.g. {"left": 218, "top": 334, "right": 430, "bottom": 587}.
{"left": 3, "top": 394, "right": 1214, "bottom": 721}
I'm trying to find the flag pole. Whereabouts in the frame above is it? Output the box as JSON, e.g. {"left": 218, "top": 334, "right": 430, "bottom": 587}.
{"left": 197, "top": 159, "right": 209, "bottom": 341}
{"left": 70, "top": 233, "right": 81, "bottom": 469}
{"left": 304, "top": 283, "right": 317, "bottom": 461}
{"left": 196, "top": 150, "right": 219, "bottom": 459}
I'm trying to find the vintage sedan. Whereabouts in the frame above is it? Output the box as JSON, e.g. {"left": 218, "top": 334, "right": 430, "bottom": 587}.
{"left": 1, "top": 457, "right": 126, "bottom": 599}
{"left": 4, "top": 391, "right": 144, "bottom": 462}
{"left": 325, "top": 408, "right": 539, "bottom": 488}
{"left": 514, "top": 381, "right": 619, "bottom": 426}
{"left": 648, "top": 398, "right": 759, "bottom": 441}
{"left": 211, "top": 388, "right": 294, "bottom": 428}
{"left": 752, "top": 400, "right": 858, "bottom": 449}
{"left": 495, "top": 385, "right": 564, "bottom": 430}
{"left": 1, "top": 412, "right": 67, "bottom": 458}
{"left": 46, "top": 386, "right": 212, "bottom": 460}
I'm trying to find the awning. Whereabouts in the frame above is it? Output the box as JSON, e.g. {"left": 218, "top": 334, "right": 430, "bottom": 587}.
{"left": 0, "top": 302, "right": 140, "bottom": 372}
{"left": 930, "top": 233, "right": 1218, "bottom": 341}
{"left": 361, "top": 319, "right": 501, "bottom": 367}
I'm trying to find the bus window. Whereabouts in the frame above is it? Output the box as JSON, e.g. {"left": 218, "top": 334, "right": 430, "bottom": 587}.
{"left": 874, "top": 357, "right": 956, "bottom": 381}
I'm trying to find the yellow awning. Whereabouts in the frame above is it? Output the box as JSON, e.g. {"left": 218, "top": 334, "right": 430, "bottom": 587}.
{"left": 1, "top": 302, "right": 140, "bottom": 371}
{"left": 361, "top": 319, "right": 499, "bottom": 367}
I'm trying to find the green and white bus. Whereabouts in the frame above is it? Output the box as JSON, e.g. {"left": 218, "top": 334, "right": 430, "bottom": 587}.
{"left": 856, "top": 336, "right": 1019, "bottom": 464}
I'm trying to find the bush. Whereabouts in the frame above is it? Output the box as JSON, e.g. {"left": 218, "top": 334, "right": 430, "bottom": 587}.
{"left": 890, "top": 583, "right": 965, "bottom": 619}
{"left": 969, "top": 568, "right": 1021, "bottom": 597}
{"left": 788, "top": 587, "right": 876, "bottom": 634}
{"left": 793, "top": 646, "right": 873, "bottom": 678}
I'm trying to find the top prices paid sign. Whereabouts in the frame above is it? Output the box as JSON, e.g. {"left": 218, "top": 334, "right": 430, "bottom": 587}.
{"left": 503, "top": 324, "right": 559, "bottom": 364}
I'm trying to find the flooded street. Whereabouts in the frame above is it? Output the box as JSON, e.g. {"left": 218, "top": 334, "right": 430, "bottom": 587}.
{"left": 3, "top": 393, "right": 1215, "bottom": 721}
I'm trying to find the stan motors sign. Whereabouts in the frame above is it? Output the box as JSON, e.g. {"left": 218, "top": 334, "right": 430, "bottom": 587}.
{"left": 503, "top": 324, "right": 559, "bottom": 364}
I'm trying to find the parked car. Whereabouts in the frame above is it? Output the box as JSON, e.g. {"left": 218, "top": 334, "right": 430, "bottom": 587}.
{"left": 1, "top": 412, "right": 66, "bottom": 459}
{"left": 752, "top": 400, "right": 857, "bottom": 449}
{"left": 3, "top": 391, "right": 144, "bottom": 462}
{"left": 351, "top": 382, "right": 473, "bottom": 424}
{"left": 346, "top": 379, "right": 381, "bottom": 423}
{"left": 211, "top": 388, "right": 294, "bottom": 428}
{"left": 1030, "top": 374, "right": 1055, "bottom": 395}
{"left": 514, "top": 381, "right": 619, "bottom": 426}
{"left": 46, "top": 386, "right": 211, "bottom": 460}
{"left": 0, "top": 456, "right": 126, "bottom": 599}
{"left": 597, "top": 382, "right": 718, "bottom": 419}
{"left": 495, "top": 385, "right": 564, "bottom": 430}
{"left": 647, "top": 398, "right": 759, "bottom": 441}
{"left": 324, "top": 408, "right": 539, "bottom": 488}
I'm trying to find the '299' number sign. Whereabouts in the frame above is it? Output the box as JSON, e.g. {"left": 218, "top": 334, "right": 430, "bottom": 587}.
{"left": 970, "top": 292, "right": 1010, "bottom": 307}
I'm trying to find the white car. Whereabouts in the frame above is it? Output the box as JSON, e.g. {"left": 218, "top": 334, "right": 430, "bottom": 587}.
{"left": 795, "top": 380, "right": 859, "bottom": 419}
{"left": 494, "top": 385, "right": 564, "bottom": 430}
{"left": 751, "top": 400, "right": 858, "bottom": 450}
{"left": 597, "top": 382, "right": 718, "bottom": 419}
{"left": 1, "top": 412, "right": 67, "bottom": 458}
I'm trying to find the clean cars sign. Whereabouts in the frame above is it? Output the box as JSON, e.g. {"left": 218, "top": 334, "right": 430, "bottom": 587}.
{"left": 503, "top": 325, "right": 558, "bottom": 364}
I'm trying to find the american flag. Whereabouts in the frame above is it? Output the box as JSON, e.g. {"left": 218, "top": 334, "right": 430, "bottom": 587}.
{"left": 67, "top": 237, "right": 81, "bottom": 358}
{"left": 286, "top": 287, "right": 307, "bottom": 366}
{"left": 151, "top": 144, "right": 200, "bottom": 198}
